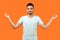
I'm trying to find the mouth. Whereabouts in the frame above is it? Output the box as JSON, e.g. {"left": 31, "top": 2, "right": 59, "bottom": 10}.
{"left": 28, "top": 12, "right": 33, "bottom": 15}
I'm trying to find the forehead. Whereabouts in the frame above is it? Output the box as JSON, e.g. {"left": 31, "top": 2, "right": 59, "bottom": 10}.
{"left": 27, "top": 6, "right": 34, "bottom": 8}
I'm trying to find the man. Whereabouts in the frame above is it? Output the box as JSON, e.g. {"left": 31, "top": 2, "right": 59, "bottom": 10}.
{"left": 5, "top": 3, "right": 57, "bottom": 40}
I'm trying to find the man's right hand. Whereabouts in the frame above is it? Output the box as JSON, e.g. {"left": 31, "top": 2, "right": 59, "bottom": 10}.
{"left": 4, "top": 13, "right": 10, "bottom": 19}
{"left": 4, "top": 13, "right": 21, "bottom": 29}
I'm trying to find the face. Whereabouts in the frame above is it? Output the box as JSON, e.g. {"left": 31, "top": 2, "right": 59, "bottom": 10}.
{"left": 26, "top": 6, "right": 34, "bottom": 15}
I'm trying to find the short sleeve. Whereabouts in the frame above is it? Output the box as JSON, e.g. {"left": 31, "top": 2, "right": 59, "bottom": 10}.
{"left": 37, "top": 16, "right": 43, "bottom": 25}
{"left": 17, "top": 16, "right": 24, "bottom": 24}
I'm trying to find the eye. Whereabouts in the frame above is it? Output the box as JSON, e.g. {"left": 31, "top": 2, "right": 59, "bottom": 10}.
{"left": 31, "top": 8, "right": 33, "bottom": 9}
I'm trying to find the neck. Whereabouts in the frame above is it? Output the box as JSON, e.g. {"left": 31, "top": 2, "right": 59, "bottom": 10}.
{"left": 27, "top": 14, "right": 34, "bottom": 18}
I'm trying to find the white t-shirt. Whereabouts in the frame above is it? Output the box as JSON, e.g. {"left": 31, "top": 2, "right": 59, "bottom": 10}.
{"left": 17, "top": 15, "right": 43, "bottom": 40}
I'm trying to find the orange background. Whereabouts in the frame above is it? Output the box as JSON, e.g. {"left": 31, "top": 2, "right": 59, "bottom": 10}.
{"left": 0, "top": 0, "right": 60, "bottom": 40}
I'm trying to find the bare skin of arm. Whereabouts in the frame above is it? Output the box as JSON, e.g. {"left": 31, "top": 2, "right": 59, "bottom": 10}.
{"left": 40, "top": 14, "right": 58, "bottom": 29}
{"left": 4, "top": 13, "right": 21, "bottom": 29}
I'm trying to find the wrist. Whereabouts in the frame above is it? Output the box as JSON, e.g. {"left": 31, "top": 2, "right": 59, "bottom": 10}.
{"left": 51, "top": 17, "right": 54, "bottom": 20}
{"left": 8, "top": 17, "right": 10, "bottom": 20}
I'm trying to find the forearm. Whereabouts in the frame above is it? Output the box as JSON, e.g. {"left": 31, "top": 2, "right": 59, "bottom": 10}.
{"left": 41, "top": 18, "right": 54, "bottom": 29}
{"left": 41, "top": 14, "right": 57, "bottom": 29}
{"left": 5, "top": 13, "right": 22, "bottom": 29}
{"left": 45, "top": 18, "right": 54, "bottom": 28}
{"left": 8, "top": 18, "right": 17, "bottom": 29}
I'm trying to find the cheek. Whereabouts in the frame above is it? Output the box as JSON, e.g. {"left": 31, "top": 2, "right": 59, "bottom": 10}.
{"left": 30, "top": 10, "right": 34, "bottom": 12}
{"left": 31, "top": 10, "right": 34, "bottom": 11}
{"left": 26, "top": 10, "right": 29, "bottom": 12}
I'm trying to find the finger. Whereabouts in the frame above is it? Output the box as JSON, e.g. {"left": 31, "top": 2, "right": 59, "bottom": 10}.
{"left": 5, "top": 12, "right": 8, "bottom": 16}
{"left": 55, "top": 14, "right": 58, "bottom": 18}
{"left": 4, "top": 13, "right": 7, "bottom": 16}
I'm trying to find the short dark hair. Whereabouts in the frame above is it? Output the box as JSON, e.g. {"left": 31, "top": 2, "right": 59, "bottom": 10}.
{"left": 26, "top": 3, "right": 34, "bottom": 8}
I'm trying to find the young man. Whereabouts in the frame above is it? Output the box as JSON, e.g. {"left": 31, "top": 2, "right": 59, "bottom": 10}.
{"left": 5, "top": 3, "right": 57, "bottom": 40}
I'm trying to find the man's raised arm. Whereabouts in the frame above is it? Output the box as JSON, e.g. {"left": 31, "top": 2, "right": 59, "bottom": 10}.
{"left": 39, "top": 14, "right": 58, "bottom": 29}
{"left": 4, "top": 13, "right": 21, "bottom": 29}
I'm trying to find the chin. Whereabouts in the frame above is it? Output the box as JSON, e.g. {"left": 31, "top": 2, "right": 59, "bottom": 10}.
{"left": 29, "top": 13, "right": 33, "bottom": 15}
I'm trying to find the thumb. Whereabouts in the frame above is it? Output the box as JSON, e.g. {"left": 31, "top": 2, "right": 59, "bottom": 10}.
{"left": 4, "top": 12, "right": 8, "bottom": 17}
{"left": 55, "top": 14, "right": 58, "bottom": 18}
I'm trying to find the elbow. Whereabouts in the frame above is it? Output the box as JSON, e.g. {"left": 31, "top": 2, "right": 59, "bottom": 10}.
{"left": 43, "top": 27, "right": 47, "bottom": 29}
{"left": 43, "top": 27, "right": 46, "bottom": 29}
{"left": 12, "top": 26, "right": 17, "bottom": 29}
{"left": 43, "top": 26, "right": 48, "bottom": 29}
{"left": 13, "top": 27, "right": 16, "bottom": 29}
{"left": 41, "top": 24, "right": 49, "bottom": 29}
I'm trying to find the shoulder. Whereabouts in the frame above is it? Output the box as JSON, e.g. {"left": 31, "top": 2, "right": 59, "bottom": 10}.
{"left": 34, "top": 15, "right": 42, "bottom": 21}
{"left": 34, "top": 15, "right": 40, "bottom": 18}
{"left": 20, "top": 15, "right": 26, "bottom": 18}
{"left": 20, "top": 15, "right": 27, "bottom": 19}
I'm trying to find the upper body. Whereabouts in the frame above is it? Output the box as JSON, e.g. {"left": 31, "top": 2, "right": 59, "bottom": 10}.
{"left": 17, "top": 15, "right": 43, "bottom": 38}
{"left": 5, "top": 3, "right": 57, "bottom": 40}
